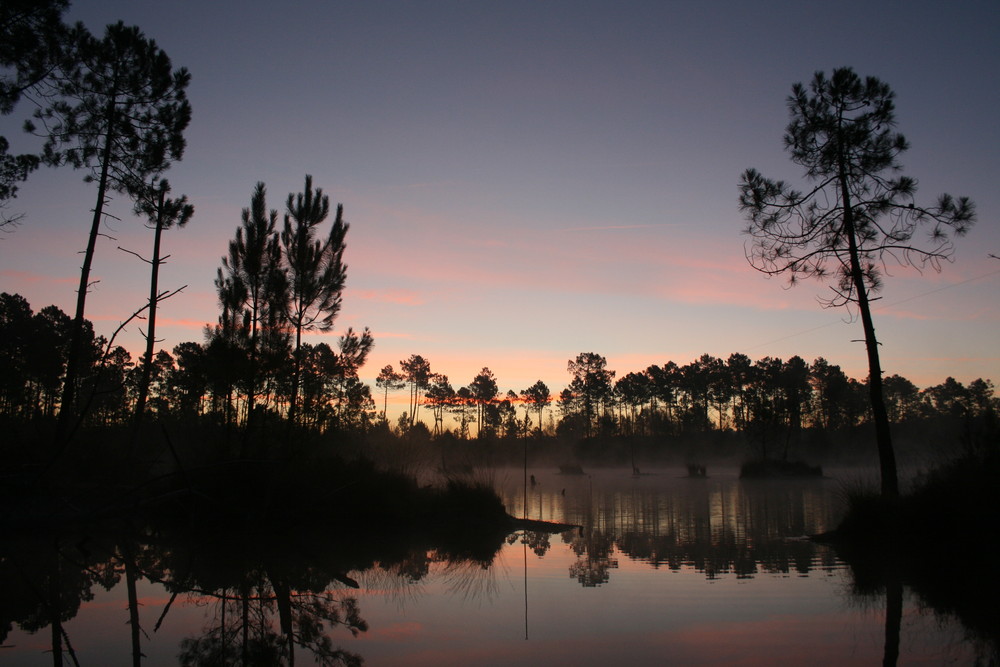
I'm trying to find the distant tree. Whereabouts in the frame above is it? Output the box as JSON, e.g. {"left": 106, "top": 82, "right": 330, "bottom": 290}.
{"left": 334, "top": 375, "right": 375, "bottom": 432}
{"left": 781, "top": 356, "right": 810, "bottom": 435}
{"left": 170, "top": 341, "right": 208, "bottom": 416}
{"left": 469, "top": 367, "right": 498, "bottom": 438}
{"left": 745, "top": 356, "right": 784, "bottom": 460}
{"left": 0, "top": 0, "right": 70, "bottom": 219}
{"left": 678, "top": 355, "right": 715, "bottom": 433}
{"left": 0, "top": 293, "right": 33, "bottom": 416}
{"left": 882, "top": 374, "right": 921, "bottom": 423}
{"left": 30, "top": 304, "right": 80, "bottom": 418}
{"left": 702, "top": 354, "right": 730, "bottom": 430}
{"left": 520, "top": 380, "right": 551, "bottom": 437}
{"left": 330, "top": 327, "right": 374, "bottom": 426}
{"left": 210, "top": 258, "right": 253, "bottom": 425}
{"left": 646, "top": 362, "right": 680, "bottom": 434}
{"left": 567, "top": 353, "right": 614, "bottom": 438}
{"left": 496, "top": 390, "right": 519, "bottom": 439}
{"left": 399, "top": 354, "right": 432, "bottom": 428}
{"left": 280, "top": 175, "right": 347, "bottom": 424}
{"left": 28, "top": 21, "right": 190, "bottom": 436}
{"left": 614, "top": 372, "right": 651, "bottom": 436}
{"left": 88, "top": 343, "right": 132, "bottom": 426}
{"left": 131, "top": 179, "right": 193, "bottom": 426}
{"left": 375, "top": 364, "right": 405, "bottom": 420}
{"left": 424, "top": 374, "right": 454, "bottom": 436}
{"left": 556, "top": 386, "right": 580, "bottom": 433}
{"left": 144, "top": 349, "right": 174, "bottom": 417}
{"left": 922, "top": 377, "right": 970, "bottom": 420}
{"left": 966, "top": 378, "right": 998, "bottom": 418}
{"left": 450, "top": 385, "right": 476, "bottom": 439}
{"left": 727, "top": 353, "right": 754, "bottom": 431}
{"left": 739, "top": 68, "right": 975, "bottom": 497}
{"left": 202, "top": 326, "right": 247, "bottom": 425}
{"left": 809, "top": 357, "right": 853, "bottom": 430}
{"left": 296, "top": 342, "right": 333, "bottom": 428}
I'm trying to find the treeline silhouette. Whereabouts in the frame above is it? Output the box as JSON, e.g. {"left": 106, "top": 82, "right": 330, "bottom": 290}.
{"left": 3, "top": 291, "right": 996, "bottom": 463}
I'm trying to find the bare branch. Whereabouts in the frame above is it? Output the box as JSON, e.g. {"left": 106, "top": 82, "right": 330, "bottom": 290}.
{"left": 118, "top": 245, "right": 151, "bottom": 264}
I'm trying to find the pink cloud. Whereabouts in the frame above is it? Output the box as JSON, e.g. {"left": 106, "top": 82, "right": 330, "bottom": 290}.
{"left": 663, "top": 282, "right": 798, "bottom": 310}
{"left": 557, "top": 224, "right": 674, "bottom": 232}
{"left": 0, "top": 269, "right": 77, "bottom": 284}
{"left": 148, "top": 317, "right": 213, "bottom": 329}
{"left": 358, "top": 330, "right": 416, "bottom": 340}
{"left": 350, "top": 288, "right": 425, "bottom": 306}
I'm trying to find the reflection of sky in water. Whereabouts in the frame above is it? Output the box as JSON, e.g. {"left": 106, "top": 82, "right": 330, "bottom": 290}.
{"left": 356, "top": 541, "right": 970, "bottom": 666}
{"left": 2, "top": 467, "right": 982, "bottom": 665}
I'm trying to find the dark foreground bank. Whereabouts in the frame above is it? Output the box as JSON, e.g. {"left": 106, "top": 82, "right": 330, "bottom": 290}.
{"left": 817, "top": 451, "right": 999, "bottom": 653}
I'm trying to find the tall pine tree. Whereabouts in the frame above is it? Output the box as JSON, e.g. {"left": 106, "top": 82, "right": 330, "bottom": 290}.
{"left": 280, "top": 175, "right": 347, "bottom": 424}
{"left": 29, "top": 21, "right": 190, "bottom": 441}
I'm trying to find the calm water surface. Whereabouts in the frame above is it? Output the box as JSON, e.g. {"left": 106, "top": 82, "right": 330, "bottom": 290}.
{"left": 2, "top": 466, "right": 989, "bottom": 665}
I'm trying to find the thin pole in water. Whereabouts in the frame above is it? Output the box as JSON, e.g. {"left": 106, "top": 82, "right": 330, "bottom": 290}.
{"left": 524, "top": 537, "right": 529, "bottom": 641}
{"left": 523, "top": 435, "right": 528, "bottom": 519}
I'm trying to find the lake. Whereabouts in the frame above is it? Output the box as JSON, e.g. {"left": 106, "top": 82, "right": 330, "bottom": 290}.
{"left": 2, "top": 465, "right": 992, "bottom": 665}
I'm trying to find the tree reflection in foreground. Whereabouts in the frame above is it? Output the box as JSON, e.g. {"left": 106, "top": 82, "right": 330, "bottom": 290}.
{"left": 1, "top": 490, "right": 519, "bottom": 666}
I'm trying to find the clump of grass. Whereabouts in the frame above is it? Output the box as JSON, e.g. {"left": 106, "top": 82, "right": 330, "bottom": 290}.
{"left": 898, "top": 452, "right": 998, "bottom": 538}
{"left": 830, "top": 451, "right": 998, "bottom": 543}
{"left": 832, "top": 485, "right": 898, "bottom": 542}
{"left": 431, "top": 478, "right": 507, "bottom": 523}
{"left": 426, "top": 478, "right": 509, "bottom": 565}
{"left": 830, "top": 452, "right": 1000, "bottom": 654}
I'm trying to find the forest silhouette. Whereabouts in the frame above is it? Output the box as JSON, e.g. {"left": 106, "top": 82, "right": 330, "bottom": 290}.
{"left": 2, "top": 290, "right": 997, "bottom": 466}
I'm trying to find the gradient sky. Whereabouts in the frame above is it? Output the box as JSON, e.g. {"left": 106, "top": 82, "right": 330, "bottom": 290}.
{"left": 2, "top": 0, "right": 998, "bottom": 410}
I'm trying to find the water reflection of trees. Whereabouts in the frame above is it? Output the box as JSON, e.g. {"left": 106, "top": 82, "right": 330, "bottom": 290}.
{"left": 616, "top": 530, "right": 832, "bottom": 579}
{"left": 839, "top": 539, "right": 999, "bottom": 666}
{"left": 176, "top": 583, "right": 366, "bottom": 667}
{"left": 505, "top": 474, "right": 842, "bottom": 586}
{"left": 1, "top": 511, "right": 511, "bottom": 666}
{"left": 565, "top": 529, "right": 618, "bottom": 587}
{"left": 508, "top": 530, "right": 552, "bottom": 558}
{"left": 0, "top": 531, "right": 119, "bottom": 664}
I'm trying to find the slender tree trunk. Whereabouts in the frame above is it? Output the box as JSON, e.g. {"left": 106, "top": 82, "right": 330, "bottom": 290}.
{"left": 124, "top": 548, "right": 143, "bottom": 667}
{"left": 49, "top": 554, "right": 64, "bottom": 667}
{"left": 134, "top": 187, "right": 167, "bottom": 428}
{"left": 409, "top": 382, "right": 420, "bottom": 428}
{"left": 288, "top": 318, "right": 302, "bottom": 425}
{"left": 246, "top": 298, "right": 258, "bottom": 431}
{"left": 838, "top": 141, "right": 899, "bottom": 498}
{"left": 55, "top": 109, "right": 116, "bottom": 445}
{"left": 883, "top": 577, "right": 902, "bottom": 667}
{"left": 241, "top": 582, "right": 250, "bottom": 667}
{"left": 273, "top": 578, "right": 295, "bottom": 667}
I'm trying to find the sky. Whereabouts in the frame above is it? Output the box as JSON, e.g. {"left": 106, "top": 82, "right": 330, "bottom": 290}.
{"left": 1, "top": 0, "right": 998, "bottom": 413}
